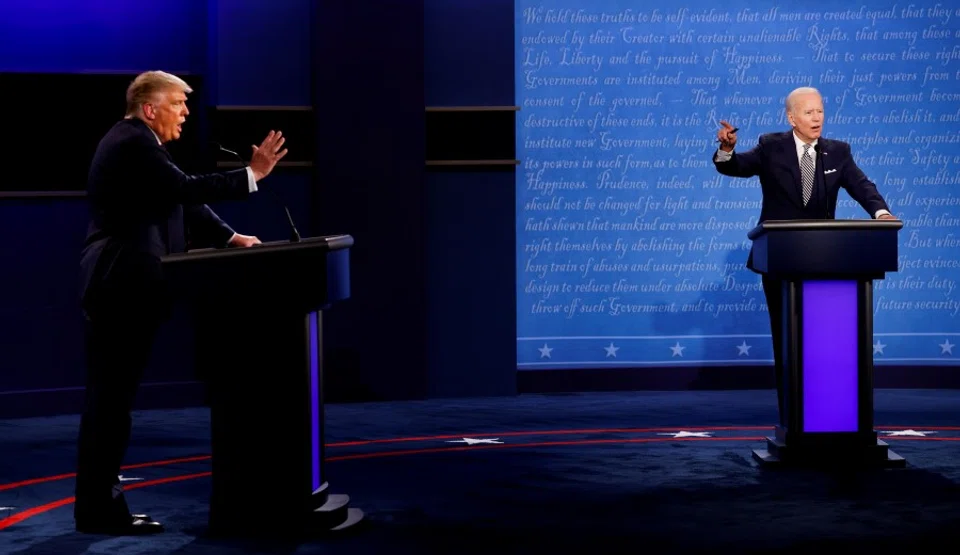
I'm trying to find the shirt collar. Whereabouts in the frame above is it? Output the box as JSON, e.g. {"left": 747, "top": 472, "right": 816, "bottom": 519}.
{"left": 792, "top": 130, "right": 817, "bottom": 152}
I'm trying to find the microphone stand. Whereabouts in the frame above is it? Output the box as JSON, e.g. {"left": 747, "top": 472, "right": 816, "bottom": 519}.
{"left": 214, "top": 142, "right": 301, "bottom": 243}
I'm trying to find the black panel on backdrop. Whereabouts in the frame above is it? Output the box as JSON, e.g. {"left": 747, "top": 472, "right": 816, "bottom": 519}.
{"left": 2, "top": 72, "right": 207, "bottom": 193}
{"left": 425, "top": 108, "right": 516, "bottom": 162}
{"left": 209, "top": 107, "right": 315, "bottom": 166}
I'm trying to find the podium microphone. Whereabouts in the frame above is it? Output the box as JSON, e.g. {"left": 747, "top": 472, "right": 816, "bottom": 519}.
{"left": 214, "top": 142, "right": 301, "bottom": 243}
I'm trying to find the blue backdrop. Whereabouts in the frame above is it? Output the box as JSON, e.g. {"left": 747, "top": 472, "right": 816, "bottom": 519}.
{"left": 0, "top": 0, "right": 206, "bottom": 73}
{"left": 515, "top": 0, "right": 960, "bottom": 369}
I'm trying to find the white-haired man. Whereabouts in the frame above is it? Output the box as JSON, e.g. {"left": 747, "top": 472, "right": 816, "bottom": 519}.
{"left": 75, "top": 70, "right": 288, "bottom": 535}
{"left": 711, "top": 86, "right": 896, "bottom": 425}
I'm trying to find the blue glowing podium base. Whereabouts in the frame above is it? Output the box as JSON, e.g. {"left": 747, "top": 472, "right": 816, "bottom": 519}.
{"left": 746, "top": 220, "right": 906, "bottom": 469}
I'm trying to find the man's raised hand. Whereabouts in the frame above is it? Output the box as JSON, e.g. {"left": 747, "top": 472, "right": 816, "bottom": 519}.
{"left": 248, "top": 130, "right": 288, "bottom": 181}
{"left": 717, "top": 121, "right": 738, "bottom": 152}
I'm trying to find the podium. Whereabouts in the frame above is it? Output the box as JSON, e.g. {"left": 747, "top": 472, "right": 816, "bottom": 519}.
{"left": 160, "top": 234, "right": 364, "bottom": 536}
{"left": 746, "top": 219, "right": 906, "bottom": 469}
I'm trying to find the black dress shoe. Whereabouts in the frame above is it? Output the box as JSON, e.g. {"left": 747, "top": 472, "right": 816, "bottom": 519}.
{"left": 76, "top": 516, "right": 165, "bottom": 535}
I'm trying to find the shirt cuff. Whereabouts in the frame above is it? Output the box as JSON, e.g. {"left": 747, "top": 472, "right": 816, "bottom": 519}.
{"left": 714, "top": 149, "right": 733, "bottom": 162}
{"left": 246, "top": 167, "right": 258, "bottom": 193}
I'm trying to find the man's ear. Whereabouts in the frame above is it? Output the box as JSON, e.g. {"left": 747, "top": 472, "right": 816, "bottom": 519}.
{"left": 142, "top": 103, "right": 156, "bottom": 120}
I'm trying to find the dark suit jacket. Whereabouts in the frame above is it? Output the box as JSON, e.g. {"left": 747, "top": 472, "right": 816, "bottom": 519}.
{"left": 79, "top": 117, "right": 250, "bottom": 320}
{"left": 713, "top": 130, "right": 889, "bottom": 271}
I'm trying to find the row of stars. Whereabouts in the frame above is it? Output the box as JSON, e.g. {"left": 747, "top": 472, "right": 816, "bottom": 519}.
{"left": 872, "top": 339, "right": 955, "bottom": 355}
{"left": 442, "top": 429, "right": 940, "bottom": 441}
{"left": 537, "top": 341, "right": 748, "bottom": 359}
{"left": 535, "top": 339, "right": 956, "bottom": 358}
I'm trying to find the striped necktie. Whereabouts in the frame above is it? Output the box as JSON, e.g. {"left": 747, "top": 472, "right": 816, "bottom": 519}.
{"left": 801, "top": 143, "right": 814, "bottom": 206}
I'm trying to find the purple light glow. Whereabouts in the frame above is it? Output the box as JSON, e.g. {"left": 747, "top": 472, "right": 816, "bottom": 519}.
{"left": 0, "top": 1, "right": 204, "bottom": 73}
{"left": 802, "top": 281, "right": 859, "bottom": 433}
{"left": 309, "top": 311, "right": 321, "bottom": 491}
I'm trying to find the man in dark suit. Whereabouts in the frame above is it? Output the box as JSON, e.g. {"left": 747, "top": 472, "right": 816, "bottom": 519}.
{"left": 712, "top": 86, "right": 897, "bottom": 425}
{"left": 75, "top": 70, "right": 288, "bottom": 535}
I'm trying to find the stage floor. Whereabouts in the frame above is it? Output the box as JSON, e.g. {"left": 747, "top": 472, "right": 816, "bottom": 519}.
{"left": 3, "top": 389, "right": 960, "bottom": 553}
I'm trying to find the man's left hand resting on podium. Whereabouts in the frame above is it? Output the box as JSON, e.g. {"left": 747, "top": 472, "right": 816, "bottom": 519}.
{"left": 228, "top": 233, "right": 262, "bottom": 247}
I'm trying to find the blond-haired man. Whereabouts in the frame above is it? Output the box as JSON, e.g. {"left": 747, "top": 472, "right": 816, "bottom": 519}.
{"left": 75, "top": 70, "right": 287, "bottom": 535}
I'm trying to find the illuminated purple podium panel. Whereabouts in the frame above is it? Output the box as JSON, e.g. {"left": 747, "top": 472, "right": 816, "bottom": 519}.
{"left": 746, "top": 220, "right": 905, "bottom": 469}
{"left": 161, "top": 235, "right": 364, "bottom": 536}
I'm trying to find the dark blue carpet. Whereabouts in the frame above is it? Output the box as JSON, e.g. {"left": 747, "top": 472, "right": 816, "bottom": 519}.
{"left": 3, "top": 389, "right": 960, "bottom": 553}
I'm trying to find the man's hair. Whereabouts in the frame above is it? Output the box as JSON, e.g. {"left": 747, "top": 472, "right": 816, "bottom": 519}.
{"left": 125, "top": 71, "right": 192, "bottom": 116}
{"left": 785, "top": 86, "right": 821, "bottom": 112}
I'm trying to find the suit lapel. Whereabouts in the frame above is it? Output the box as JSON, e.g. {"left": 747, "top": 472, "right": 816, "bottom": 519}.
{"left": 815, "top": 141, "right": 829, "bottom": 203}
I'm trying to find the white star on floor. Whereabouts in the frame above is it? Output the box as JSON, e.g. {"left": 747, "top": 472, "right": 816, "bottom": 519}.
{"left": 940, "top": 339, "right": 954, "bottom": 355}
{"left": 670, "top": 342, "right": 685, "bottom": 357}
{"left": 881, "top": 429, "right": 936, "bottom": 437}
{"left": 656, "top": 431, "right": 713, "bottom": 438}
{"left": 604, "top": 342, "right": 619, "bottom": 357}
{"left": 446, "top": 438, "right": 504, "bottom": 445}
{"left": 736, "top": 341, "right": 751, "bottom": 356}
{"left": 538, "top": 344, "right": 553, "bottom": 358}
{"left": 873, "top": 340, "right": 886, "bottom": 355}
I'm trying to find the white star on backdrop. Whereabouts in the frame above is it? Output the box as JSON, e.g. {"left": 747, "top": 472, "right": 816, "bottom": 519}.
{"left": 446, "top": 438, "right": 503, "bottom": 445}
{"left": 657, "top": 431, "right": 713, "bottom": 438}
{"left": 670, "top": 342, "right": 685, "bottom": 357}
{"left": 940, "top": 339, "right": 954, "bottom": 355}
{"left": 604, "top": 342, "right": 619, "bottom": 357}
{"left": 118, "top": 475, "right": 143, "bottom": 482}
{"left": 873, "top": 340, "right": 886, "bottom": 355}
{"left": 538, "top": 343, "right": 553, "bottom": 358}
{"left": 881, "top": 429, "right": 936, "bottom": 437}
{"left": 736, "top": 341, "right": 751, "bottom": 356}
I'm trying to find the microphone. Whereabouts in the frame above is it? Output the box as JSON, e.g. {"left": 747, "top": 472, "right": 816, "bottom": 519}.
{"left": 213, "top": 142, "right": 301, "bottom": 243}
